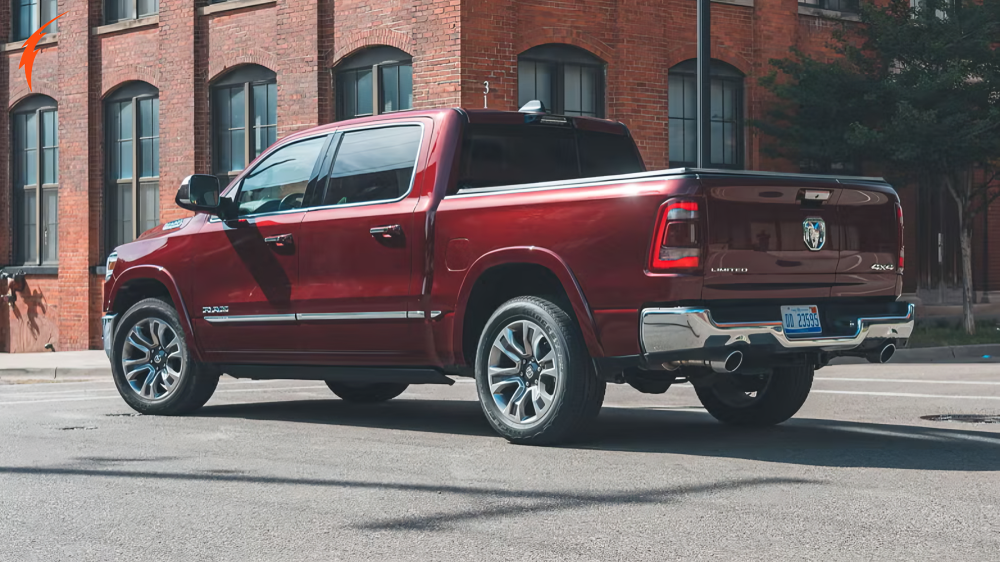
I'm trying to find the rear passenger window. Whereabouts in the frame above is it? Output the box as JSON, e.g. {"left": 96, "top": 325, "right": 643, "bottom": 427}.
{"left": 457, "top": 125, "right": 578, "bottom": 190}
{"left": 318, "top": 125, "right": 422, "bottom": 206}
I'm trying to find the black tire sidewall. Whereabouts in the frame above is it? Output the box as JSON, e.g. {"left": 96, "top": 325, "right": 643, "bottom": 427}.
{"left": 112, "top": 298, "right": 202, "bottom": 415}
{"left": 474, "top": 297, "right": 594, "bottom": 443}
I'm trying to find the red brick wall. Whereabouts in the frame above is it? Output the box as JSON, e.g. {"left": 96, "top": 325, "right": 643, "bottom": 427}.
{"left": 3, "top": 0, "right": 998, "bottom": 352}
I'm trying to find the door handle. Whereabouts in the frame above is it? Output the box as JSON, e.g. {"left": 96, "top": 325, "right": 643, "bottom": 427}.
{"left": 264, "top": 233, "right": 294, "bottom": 248}
{"left": 370, "top": 225, "right": 403, "bottom": 240}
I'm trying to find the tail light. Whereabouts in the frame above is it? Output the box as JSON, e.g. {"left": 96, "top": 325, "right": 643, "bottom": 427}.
{"left": 649, "top": 198, "right": 702, "bottom": 272}
{"left": 895, "top": 202, "right": 904, "bottom": 274}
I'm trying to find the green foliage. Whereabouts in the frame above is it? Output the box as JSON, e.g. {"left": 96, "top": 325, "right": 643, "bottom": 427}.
{"left": 757, "top": 0, "right": 1000, "bottom": 209}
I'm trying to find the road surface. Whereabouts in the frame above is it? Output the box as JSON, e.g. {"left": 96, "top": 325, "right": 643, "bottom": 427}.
{"left": 1, "top": 363, "right": 998, "bottom": 561}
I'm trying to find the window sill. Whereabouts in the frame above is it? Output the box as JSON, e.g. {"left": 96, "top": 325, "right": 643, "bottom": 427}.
{"left": 92, "top": 15, "right": 159, "bottom": 36}
{"left": 2, "top": 33, "right": 57, "bottom": 52}
{"left": 1, "top": 265, "right": 58, "bottom": 276}
{"left": 198, "top": 0, "right": 277, "bottom": 16}
{"left": 798, "top": 5, "right": 861, "bottom": 21}
{"left": 713, "top": 0, "right": 754, "bottom": 7}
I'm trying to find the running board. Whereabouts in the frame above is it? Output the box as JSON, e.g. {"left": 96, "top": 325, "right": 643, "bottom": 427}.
{"left": 219, "top": 365, "right": 455, "bottom": 385}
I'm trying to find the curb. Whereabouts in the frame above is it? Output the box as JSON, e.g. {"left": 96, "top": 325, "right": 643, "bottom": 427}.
{"left": 829, "top": 344, "right": 1000, "bottom": 365}
{"left": 0, "top": 367, "right": 112, "bottom": 383}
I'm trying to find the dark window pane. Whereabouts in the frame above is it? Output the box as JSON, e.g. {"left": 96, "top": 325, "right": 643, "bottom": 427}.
{"left": 564, "top": 65, "right": 582, "bottom": 115}
{"left": 16, "top": 0, "right": 39, "bottom": 41}
{"left": 42, "top": 0, "right": 57, "bottom": 31}
{"left": 267, "top": 82, "right": 277, "bottom": 125}
{"left": 356, "top": 69, "right": 373, "bottom": 116}
{"left": 214, "top": 88, "right": 231, "bottom": 131}
{"left": 152, "top": 137, "right": 159, "bottom": 177}
{"left": 580, "top": 66, "right": 597, "bottom": 117}
{"left": 230, "top": 86, "right": 245, "bottom": 128}
{"left": 578, "top": 131, "right": 643, "bottom": 178}
{"left": 139, "top": 181, "right": 159, "bottom": 234}
{"left": 518, "top": 60, "right": 553, "bottom": 111}
{"left": 120, "top": 140, "right": 133, "bottom": 180}
{"left": 42, "top": 188, "right": 58, "bottom": 263}
{"left": 382, "top": 65, "right": 399, "bottom": 113}
{"left": 458, "top": 124, "right": 577, "bottom": 190}
{"left": 22, "top": 189, "right": 37, "bottom": 263}
{"left": 253, "top": 83, "right": 267, "bottom": 128}
{"left": 120, "top": 101, "right": 133, "bottom": 141}
{"left": 25, "top": 111, "right": 38, "bottom": 150}
{"left": 138, "top": 98, "right": 153, "bottom": 138}
{"left": 152, "top": 98, "right": 160, "bottom": 137}
{"left": 140, "top": 139, "right": 154, "bottom": 178}
{"left": 338, "top": 70, "right": 357, "bottom": 120}
{"left": 138, "top": 0, "right": 157, "bottom": 17}
{"left": 399, "top": 64, "right": 413, "bottom": 110}
{"left": 321, "top": 126, "right": 422, "bottom": 206}
{"left": 231, "top": 129, "right": 245, "bottom": 171}
{"left": 43, "top": 148, "right": 58, "bottom": 185}
{"left": 236, "top": 136, "right": 326, "bottom": 216}
{"left": 117, "top": 183, "right": 134, "bottom": 246}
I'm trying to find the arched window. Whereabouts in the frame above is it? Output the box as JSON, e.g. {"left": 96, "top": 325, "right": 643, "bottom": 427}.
{"left": 106, "top": 81, "right": 159, "bottom": 250}
{"left": 212, "top": 65, "right": 277, "bottom": 181}
{"left": 13, "top": 0, "right": 58, "bottom": 41}
{"left": 335, "top": 46, "right": 413, "bottom": 121}
{"left": 518, "top": 44, "right": 605, "bottom": 117}
{"left": 11, "top": 95, "right": 58, "bottom": 265}
{"left": 668, "top": 59, "right": 744, "bottom": 169}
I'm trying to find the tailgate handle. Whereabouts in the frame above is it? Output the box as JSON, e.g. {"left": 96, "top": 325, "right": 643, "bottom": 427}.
{"left": 802, "top": 190, "right": 832, "bottom": 202}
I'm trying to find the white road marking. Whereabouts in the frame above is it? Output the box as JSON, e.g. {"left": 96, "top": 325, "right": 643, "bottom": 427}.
{"left": 816, "top": 377, "right": 1000, "bottom": 386}
{"left": 0, "top": 385, "right": 329, "bottom": 406}
{"left": 812, "top": 389, "right": 1000, "bottom": 401}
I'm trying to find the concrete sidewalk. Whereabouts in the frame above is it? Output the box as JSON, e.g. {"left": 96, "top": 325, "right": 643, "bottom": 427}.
{"left": 0, "top": 351, "right": 112, "bottom": 382}
{"left": 0, "top": 344, "right": 996, "bottom": 383}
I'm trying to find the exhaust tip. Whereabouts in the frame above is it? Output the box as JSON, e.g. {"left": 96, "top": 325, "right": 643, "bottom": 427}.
{"left": 879, "top": 344, "right": 896, "bottom": 364}
{"left": 711, "top": 350, "right": 744, "bottom": 373}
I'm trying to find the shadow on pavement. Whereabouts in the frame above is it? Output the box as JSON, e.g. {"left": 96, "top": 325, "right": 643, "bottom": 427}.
{"left": 0, "top": 464, "right": 814, "bottom": 531}
{"left": 199, "top": 398, "right": 1000, "bottom": 471}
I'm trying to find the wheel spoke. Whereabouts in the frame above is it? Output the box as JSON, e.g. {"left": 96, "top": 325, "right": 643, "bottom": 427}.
{"left": 126, "top": 333, "right": 151, "bottom": 355}
{"left": 131, "top": 325, "right": 154, "bottom": 349}
{"left": 154, "top": 320, "right": 170, "bottom": 349}
{"left": 512, "top": 387, "right": 531, "bottom": 422}
{"left": 489, "top": 375, "right": 522, "bottom": 396}
{"left": 520, "top": 322, "right": 534, "bottom": 359}
{"left": 497, "top": 331, "right": 525, "bottom": 363}
{"left": 530, "top": 385, "right": 552, "bottom": 413}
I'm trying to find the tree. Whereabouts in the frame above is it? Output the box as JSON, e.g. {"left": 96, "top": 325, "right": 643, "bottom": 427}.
{"left": 756, "top": 0, "right": 1000, "bottom": 334}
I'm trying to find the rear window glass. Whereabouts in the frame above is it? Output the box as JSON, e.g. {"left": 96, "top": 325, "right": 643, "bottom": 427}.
{"left": 457, "top": 123, "right": 643, "bottom": 191}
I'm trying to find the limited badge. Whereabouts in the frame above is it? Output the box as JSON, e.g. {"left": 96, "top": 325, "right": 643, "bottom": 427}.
{"left": 803, "top": 217, "right": 826, "bottom": 251}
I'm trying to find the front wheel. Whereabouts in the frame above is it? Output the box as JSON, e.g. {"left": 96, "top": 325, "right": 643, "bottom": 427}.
{"left": 111, "top": 298, "right": 220, "bottom": 415}
{"left": 475, "top": 296, "right": 605, "bottom": 445}
{"left": 325, "top": 382, "right": 409, "bottom": 403}
{"left": 694, "top": 365, "right": 814, "bottom": 427}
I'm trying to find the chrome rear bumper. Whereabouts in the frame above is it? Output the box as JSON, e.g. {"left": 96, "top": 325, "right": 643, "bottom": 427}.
{"left": 640, "top": 304, "right": 915, "bottom": 355}
{"left": 102, "top": 313, "right": 118, "bottom": 359}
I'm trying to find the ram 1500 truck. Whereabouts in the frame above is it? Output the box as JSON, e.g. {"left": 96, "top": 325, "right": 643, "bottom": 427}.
{"left": 102, "top": 105, "right": 914, "bottom": 444}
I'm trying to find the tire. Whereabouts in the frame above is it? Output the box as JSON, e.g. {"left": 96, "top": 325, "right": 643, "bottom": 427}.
{"left": 111, "top": 298, "right": 220, "bottom": 415}
{"left": 325, "top": 382, "right": 409, "bottom": 403}
{"left": 475, "top": 296, "right": 605, "bottom": 445}
{"left": 695, "top": 365, "right": 814, "bottom": 427}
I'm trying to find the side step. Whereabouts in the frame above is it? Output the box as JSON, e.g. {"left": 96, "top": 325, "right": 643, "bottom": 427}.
{"left": 218, "top": 365, "right": 455, "bottom": 385}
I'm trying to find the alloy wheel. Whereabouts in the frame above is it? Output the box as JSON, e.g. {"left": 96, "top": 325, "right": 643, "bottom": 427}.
{"left": 487, "top": 320, "right": 561, "bottom": 426}
{"left": 121, "top": 318, "right": 185, "bottom": 401}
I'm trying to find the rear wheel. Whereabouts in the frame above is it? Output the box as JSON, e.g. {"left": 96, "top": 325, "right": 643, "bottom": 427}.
{"left": 111, "top": 298, "right": 220, "bottom": 415}
{"left": 475, "top": 296, "right": 605, "bottom": 445}
{"left": 695, "top": 365, "right": 814, "bottom": 426}
{"left": 325, "top": 382, "right": 409, "bottom": 403}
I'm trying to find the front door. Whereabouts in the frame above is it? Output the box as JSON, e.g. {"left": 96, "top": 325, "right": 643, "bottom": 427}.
{"left": 295, "top": 122, "right": 428, "bottom": 365}
{"left": 190, "top": 134, "right": 331, "bottom": 362}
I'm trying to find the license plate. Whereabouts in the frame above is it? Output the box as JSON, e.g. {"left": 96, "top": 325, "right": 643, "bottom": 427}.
{"left": 781, "top": 305, "right": 822, "bottom": 336}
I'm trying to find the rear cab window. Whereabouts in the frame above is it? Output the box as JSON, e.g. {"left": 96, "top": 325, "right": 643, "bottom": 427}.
{"left": 456, "top": 116, "right": 644, "bottom": 192}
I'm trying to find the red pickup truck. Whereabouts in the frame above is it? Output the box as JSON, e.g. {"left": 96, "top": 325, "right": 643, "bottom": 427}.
{"left": 102, "top": 106, "right": 913, "bottom": 444}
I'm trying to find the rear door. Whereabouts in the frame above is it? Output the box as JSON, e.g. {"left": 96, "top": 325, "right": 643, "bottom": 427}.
{"left": 293, "top": 121, "right": 429, "bottom": 365}
{"left": 702, "top": 180, "right": 843, "bottom": 300}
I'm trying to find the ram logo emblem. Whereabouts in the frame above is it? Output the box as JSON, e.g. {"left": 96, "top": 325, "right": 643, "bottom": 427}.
{"left": 203, "top": 306, "right": 229, "bottom": 314}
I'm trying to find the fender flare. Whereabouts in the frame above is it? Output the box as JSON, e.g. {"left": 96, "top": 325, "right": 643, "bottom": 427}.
{"left": 452, "top": 246, "right": 605, "bottom": 362}
{"left": 107, "top": 265, "right": 205, "bottom": 363}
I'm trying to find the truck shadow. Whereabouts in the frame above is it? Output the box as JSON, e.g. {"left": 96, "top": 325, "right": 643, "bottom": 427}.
{"left": 199, "top": 399, "right": 1000, "bottom": 471}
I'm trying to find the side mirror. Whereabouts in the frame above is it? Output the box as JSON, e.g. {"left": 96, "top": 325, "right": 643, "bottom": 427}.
{"left": 176, "top": 175, "right": 222, "bottom": 213}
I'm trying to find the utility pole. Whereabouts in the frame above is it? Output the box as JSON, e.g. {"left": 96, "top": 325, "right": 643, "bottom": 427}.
{"left": 696, "top": 0, "right": 711, "bottom": 168}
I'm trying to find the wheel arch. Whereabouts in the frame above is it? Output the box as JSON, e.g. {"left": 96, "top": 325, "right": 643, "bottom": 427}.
{"left": 108, "top": 266, "right": 203, "bottom": 362}
{"left": 453, "top": 247, "right": 604, "bottom": 366}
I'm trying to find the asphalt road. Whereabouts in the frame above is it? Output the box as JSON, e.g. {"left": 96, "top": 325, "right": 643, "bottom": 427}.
{"left": 2, "top": 363, "right": 999, "bottom": 561}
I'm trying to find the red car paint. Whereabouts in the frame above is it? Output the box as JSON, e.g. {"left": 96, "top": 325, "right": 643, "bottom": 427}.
{"left": 104, "top": 108, "right": 903, "bottom": 370}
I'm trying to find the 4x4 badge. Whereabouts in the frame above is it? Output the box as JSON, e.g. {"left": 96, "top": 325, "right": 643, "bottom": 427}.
{"left": 803, "top": 218, "right": 826, "bottom": 251}
{"left": 203, "top": 306, "right": 229, "bottom": 314}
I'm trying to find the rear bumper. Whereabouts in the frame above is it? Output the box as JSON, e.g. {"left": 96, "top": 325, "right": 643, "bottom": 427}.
{"left": 639, "top": 303, "right": 915, "bottom": 357}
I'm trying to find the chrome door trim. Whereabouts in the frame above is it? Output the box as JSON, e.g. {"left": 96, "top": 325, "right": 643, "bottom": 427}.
{"left": 204, "top": 314, "right": 297, "bottom": 324}
{"left": 297, "top": 311, "right": 408, "bottom": 321}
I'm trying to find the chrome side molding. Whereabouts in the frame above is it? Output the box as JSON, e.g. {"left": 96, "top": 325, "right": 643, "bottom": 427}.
{"left": 203, "top": 310, "right": 445, "bottom": 323}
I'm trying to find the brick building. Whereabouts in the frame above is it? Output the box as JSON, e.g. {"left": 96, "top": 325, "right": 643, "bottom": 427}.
{"left": 2, "top": 0, "right": 998, "bottom": 352}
